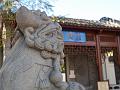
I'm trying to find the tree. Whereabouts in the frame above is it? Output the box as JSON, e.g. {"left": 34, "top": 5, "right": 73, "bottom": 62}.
{"left": 0, "top": 0, "right": 54, "bottom": 67}
{"left": 0, "top": 13, "right": 3, "bottom": 68}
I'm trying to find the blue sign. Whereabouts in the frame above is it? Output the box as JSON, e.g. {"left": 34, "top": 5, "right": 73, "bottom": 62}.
{"left": 63, "top": 31, "right": 86, "bottom": 42}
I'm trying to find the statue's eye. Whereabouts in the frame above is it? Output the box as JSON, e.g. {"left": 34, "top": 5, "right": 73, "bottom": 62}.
{"left": 45, "top": 33, "right": 53, "bottom": 38}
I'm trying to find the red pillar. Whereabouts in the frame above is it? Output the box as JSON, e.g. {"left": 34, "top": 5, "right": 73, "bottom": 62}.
{"left": 117, "top": 35, "right": 120, "bottom": 65}
{"left": 96, "top": 34, "right": 103, "bottom": 80}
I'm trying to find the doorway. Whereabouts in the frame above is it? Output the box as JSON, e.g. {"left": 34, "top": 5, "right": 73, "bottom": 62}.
{"left": 101, "top": 47, "right": 120, "bottom": 85}
{"left": 64, "top": 46, "right": 98, "bottom": 90}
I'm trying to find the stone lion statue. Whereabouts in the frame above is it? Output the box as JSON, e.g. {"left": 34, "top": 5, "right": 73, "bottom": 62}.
{"left": 0, "top": 6, "right": 85, "bottom": 90}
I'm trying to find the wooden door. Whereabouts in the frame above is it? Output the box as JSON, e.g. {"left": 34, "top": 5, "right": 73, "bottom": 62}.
{"left": 67, "top": 54, "right": 98, "bottom": 90}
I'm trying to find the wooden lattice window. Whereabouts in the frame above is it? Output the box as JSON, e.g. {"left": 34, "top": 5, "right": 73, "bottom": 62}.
{"left": 64, "top": 45, "right": 96, "bottom": 62}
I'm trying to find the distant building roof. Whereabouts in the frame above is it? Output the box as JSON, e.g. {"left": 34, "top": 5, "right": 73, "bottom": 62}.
{"left": 52, "top": 17, "right": 120, "bottom": 31}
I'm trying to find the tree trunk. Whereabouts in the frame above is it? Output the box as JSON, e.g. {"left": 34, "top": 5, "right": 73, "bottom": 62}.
{"left": 0, "top": 46, "right": 3, "bottom": 68}
{"left": 0, "top": 13, "right": 3, "bottom": 68}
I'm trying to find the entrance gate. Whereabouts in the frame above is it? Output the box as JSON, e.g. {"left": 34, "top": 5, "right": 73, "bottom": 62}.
{"left": 64, "top": 45, "right": 98, "bottom": 90}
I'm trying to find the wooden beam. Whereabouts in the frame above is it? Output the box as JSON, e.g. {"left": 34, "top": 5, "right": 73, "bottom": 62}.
{"left": 64, "top": 41, "right": 96, "bottom": 46}
{"left": 96, "top": 34, "right": 103, "bottom": 80}
{"left": 65, "top": 55, "right": 70, "bottom": 82}
{"left": 100, "top": 42, "right": 117, "bottom": 47}
{"left": 117, "top": 35, "right": 120, "bottom": 65}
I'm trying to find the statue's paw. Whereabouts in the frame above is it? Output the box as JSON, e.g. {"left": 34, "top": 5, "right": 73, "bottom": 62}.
{"left": 57, "top": 82, "right": 68, "bottom": 90}
{"left": 67, "top": 82, "right": 86, "bottom": 90}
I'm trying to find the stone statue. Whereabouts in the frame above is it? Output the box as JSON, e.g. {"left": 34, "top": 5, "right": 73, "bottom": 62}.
{"left": 0, "top": 6, "right": 85, "bottom": 90}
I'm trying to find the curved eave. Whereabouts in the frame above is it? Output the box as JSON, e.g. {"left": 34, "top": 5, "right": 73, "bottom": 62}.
{"left": 60, "top": 23, "right": 120, "bottom": 32}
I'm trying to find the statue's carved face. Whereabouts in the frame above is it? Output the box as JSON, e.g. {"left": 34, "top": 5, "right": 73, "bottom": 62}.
{"left": 34, "top": 22, "right": 64, "bottom": 54}
{"left": 16, "top": 6, "right": 64, "bottom": 55}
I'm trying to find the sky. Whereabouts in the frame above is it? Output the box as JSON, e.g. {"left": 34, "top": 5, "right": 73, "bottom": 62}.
{"left": 49, "top": 0, "right": 120, "bottom": 20}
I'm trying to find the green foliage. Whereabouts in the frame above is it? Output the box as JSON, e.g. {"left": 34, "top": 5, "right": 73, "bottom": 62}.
{"left": 0, "top": 0, "right": 55, "bottom": 22}
{"left": 1, "top": 10, "right": 15, "bottom": 20}
{"left": 51, "top": 16, "right": 65, "bottom": 23}
{"left": 0, "top": 0, "right": 54, "bottom": 12}
{"left": 3, "top": 0, "right": 13, "bottom": 10}
{"left": 1, "top": 10, "right": 16, "bottom": 42}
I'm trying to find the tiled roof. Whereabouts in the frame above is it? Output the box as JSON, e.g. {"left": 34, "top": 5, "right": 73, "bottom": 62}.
{"left": 53, "top": 17, "right": 120, "bottom": 30}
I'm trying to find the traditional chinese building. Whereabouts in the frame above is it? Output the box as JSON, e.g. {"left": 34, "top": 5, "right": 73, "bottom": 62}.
{"left": 58, "top": 17, "right": 120, "bottom": 90}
